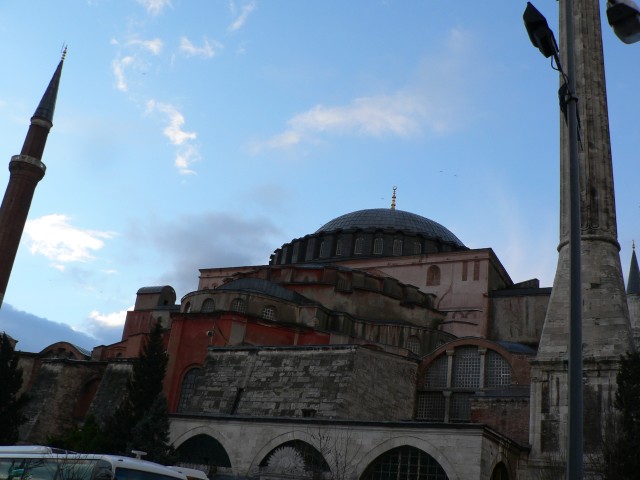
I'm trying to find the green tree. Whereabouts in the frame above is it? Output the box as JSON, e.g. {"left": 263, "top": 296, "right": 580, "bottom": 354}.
{"left": 102, "top": 322, "right": 173, "bottom": 461}
{"left": 0, "top": 333, "right": 28, "bottom": 444}
{"left": 603, "top": 351, "right": 640, "bottom": 479}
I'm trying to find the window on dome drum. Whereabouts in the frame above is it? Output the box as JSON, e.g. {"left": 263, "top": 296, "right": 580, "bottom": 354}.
{"left": 281, "top": 246, "right": 288, "bottom": 264}
{"left": 319, "top": 240, "right": 327, "bottom": 258}
{"left": 426, "top": 265, "right": 441, "bottom": 286}
{"left": 292, "top": 243, "right": 299, "bottom": 263}
{"left": 201, "top": 298, "right": 215, "bottom": 313}
{"left": 360, "top": 446, "right": 448, "bottom": 480}
{"left": 262, "top": 305, "right": 276, "bottom": 321}
{"left": 417, "top": 346, "right": 513, "bottom": 423}
{"left": 354, "top": 237, "right": 364, "bottom": 255}
{"left": 306, "top": 238, "right": 315, "bottom": 261}
{"left": 373, "top": 237, "right": 383, "bottom": 255}
{"left": 393, "top": 239, "right": 403, "bottom": 256}
{"left": 184, "top": 302, "right": 191, "bottom": 313}
{"left": 231, "top": 298, "right": 247, "bottom": 314}
{"left": 414, "top": 240, "right": 422, "bottom": 255}
{"left": 177, "top": 367, "right": 202, "bottom": 413}
{"left": 335, "top": 238, "right": 343, "bottom": 256}
{"left": 405, "top": 335, "right": 421, "bottom": 355}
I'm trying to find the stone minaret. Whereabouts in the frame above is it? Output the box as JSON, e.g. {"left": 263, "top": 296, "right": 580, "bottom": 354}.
{"left": 0, "top": 52, "right": 65, "bottom": 307}
{"left": 529, "top": 0, "right": 635, "bottom": 466}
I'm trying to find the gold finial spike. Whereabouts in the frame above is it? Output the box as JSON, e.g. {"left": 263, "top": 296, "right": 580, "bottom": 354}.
{"left": 390, "top": 186, "right": 397, "bottom": 210}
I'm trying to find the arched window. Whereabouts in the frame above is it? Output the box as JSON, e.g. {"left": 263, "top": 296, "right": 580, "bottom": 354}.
{"left": 231, "top": 298, "right": 246, "bottom": 313}
{"left": 414, "top": 240, "right": 422, "bottom": 255}
{"left": 354, "top": 237, "right": 364, "bottom": 255}
{"left": 177, "top": 367, "right": 202, "bottom": 412}
{"left": 281, "top": 246, "right": 288, "bottom": 264}
{"left": 262, "top": 305, "right": 276, "bottom": 321}
{"left": 417, "top": 346, "right": 513, "bottom": 423}
{"left": 361, "top": 446, "right": 448, "bottom": 480}
{"left": 292, "top": 243, "right": 300, "bottom": 263}
{"left": 201, "top": 298, "right": 215, "bottom": 313}
{"left": 405, "top": 335, "right": 421, "bottom": 355}
{"left": 393, "top": 239, "right": 403, "bottom": 256}
{"left": 373, "top": 237, "right": 383, "bottom": 255}
{"left": 426, "top": 265, "right": 441, "bottom": 286}
{"left": 486, "top": 350, "right": 512, "bottom": 388}
{"left": 319, "top": 240, "right": 328, "bottom": 258}
{"left": 184, "top": 301, "right": 192, "bottom": 313}
{"left": 335, "top": 238, "right": 343, "bottom": 256}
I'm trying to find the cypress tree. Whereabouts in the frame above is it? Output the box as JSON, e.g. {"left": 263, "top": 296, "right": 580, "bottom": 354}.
{"left": 0, "top": 333, "right": 28, "bottom": 444}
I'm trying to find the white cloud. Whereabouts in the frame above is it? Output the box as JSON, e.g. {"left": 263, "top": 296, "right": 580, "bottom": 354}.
{"left": 179, "top": 36, "right": 220, "bottom": 58}
{"left": 228, "top": 1, "right": 256, "bottom": 32}
{"left": 89, "top": 307, "right": 132, "bottom": 328}
{"left": 24, "top": 214, "right": 115, "bottom": 264}
{"left": 147, "top": 100, "right": 197, "bottom": 145}
{"left": 127, "top": 38, "right": 164, "bottom": 55}
{"left": 146, "top": 100, "right": 201, "bottom": 174}
{"left": 112, "top": 56, "right": 135, "bottom": 92}
{"left": 255, "top": 27, "right": 475, "bottom": 152}
{"left": 137, "top": 0, "right": 172, "bottom": 15}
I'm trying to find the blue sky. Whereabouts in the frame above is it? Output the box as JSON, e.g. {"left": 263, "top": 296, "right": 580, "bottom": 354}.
{"left": 0, "top": 1, "right": 638, "bottom": 353}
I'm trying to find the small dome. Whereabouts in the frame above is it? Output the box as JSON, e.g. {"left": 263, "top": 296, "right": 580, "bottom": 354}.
{"left": 316, "top": 209, "right": 465, "bottom": 248}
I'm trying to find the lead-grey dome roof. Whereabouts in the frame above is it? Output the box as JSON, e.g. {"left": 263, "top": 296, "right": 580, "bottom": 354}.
{"left": 316, "top": 209, "right": 465, "bottom": 248}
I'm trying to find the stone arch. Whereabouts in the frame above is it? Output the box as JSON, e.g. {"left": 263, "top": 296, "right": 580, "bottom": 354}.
{"left": 258, "top": 439, "right": 331, "bottom": 478}
{"left": 173, "top": 432, "right": 232, "bottom": 471}
{"left": 354, "top": 436, "right": 459, "bottom": 480}
{"left": 72, "top": 376, "right": 101, "bottom": 419}
{"left": 490, "top": 460, "right": 511, "bottom": 480}
{"left": 248, "top": 429, "right": 318, "bottom": 473}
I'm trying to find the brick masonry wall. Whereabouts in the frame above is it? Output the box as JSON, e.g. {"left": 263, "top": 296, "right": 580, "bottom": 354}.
{"left": 189, "top": 345, "right": 417, "bottom": 421}
{"left": 471, "top": 396, "right": 530, "bottom": 446}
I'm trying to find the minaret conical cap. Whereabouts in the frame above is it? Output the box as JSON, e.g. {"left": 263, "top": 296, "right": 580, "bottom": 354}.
{"left": 32, "top": 48, "right": 66, "bottom": 124}
{"left": 628, "top": 241, "right": 640, "bottom": 295}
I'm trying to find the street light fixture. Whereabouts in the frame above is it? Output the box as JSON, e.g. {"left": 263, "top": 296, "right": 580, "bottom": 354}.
{"left": 607, "top": 0, "right": 640, "bottom": 44}
{"left": 523, "top": 2, "right": 583, "bottom": 479}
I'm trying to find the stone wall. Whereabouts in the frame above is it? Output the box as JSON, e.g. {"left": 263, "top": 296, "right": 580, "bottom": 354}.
{"left": 87, "top": 360, "right": 132, "bottom": 422}
{"left": 471, "top": 393, "right": 530, "bottom": 446}
{"left": 489, "top": 290, "right": 550, "bottom": 346}
{"left": 188, "top": 345, "right": 417, "bottom": 421}
{"left": 18, "top": 359, "right": 106, "bottom": 444}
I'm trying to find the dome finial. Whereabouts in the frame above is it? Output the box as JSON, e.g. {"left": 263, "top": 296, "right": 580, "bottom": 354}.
{"left": 633, "top": 240, "right": 636, "bottom": 251}
{"left": 390, "top": 186, "right": 397, "bottom": 210}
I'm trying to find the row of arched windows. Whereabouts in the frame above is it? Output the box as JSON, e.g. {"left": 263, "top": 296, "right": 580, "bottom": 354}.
{"left": 183, "top": 298, "right": 277, "bottom": 321}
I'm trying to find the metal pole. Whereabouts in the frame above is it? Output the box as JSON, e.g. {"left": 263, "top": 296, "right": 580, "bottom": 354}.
{"left": 563, "top": 0, "right": 583, "bottom": 478}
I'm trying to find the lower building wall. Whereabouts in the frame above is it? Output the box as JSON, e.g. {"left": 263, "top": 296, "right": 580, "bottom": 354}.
{"left": 187, "top": 345, "right": 417, "bottom": 421}
{"left": 170, "top": 416, "right": 527, "bottom": 480}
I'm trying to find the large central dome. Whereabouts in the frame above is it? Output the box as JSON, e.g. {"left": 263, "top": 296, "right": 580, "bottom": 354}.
{"left": 316, "top": 208, "right": 465, "bottom": 248}
{"left": 270, "top": 207, "right": 466, "bottom": 265}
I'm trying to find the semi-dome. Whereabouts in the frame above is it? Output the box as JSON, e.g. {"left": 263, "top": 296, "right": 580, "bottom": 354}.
{"left": 316, "top": 209, "right": 465, "bottom": 248}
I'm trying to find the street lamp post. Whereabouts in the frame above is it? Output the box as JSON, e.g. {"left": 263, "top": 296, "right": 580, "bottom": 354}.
{"left": 523, "top": 2, "right": 583, "bottom": 479}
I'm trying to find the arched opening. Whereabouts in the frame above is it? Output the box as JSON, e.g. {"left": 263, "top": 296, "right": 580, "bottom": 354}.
{"left": 262, "top": 305, "right": 277, "bottom": 321}
{"left": 175, "top": 434, "right": 232, "bottom": 474}
{"left": 426, "top": 265, "right": 441, "bottom": 286}
{"left": 73, "top": 378, "right": 100, "bottom": 419}
{"left": 259, "top": 440, "right": 330, "bottom": 478}
{"left": 201, "top": 298, "right": 215, "bottom": 313}
{"left": 177, "top": 367, "right": 202, "bottom": 413}
{"left": 231, "top": 298, "right": 246, "bottom": 314}
{"left": 360, "top": 446, "right": 448, "bottom": 479}
{"left": 491, "top": 462, "right": 510, "bottom": 480}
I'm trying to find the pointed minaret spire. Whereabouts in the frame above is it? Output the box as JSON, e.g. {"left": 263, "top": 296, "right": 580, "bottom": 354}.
{"left": 0, "top": 53, "right": 65, "bottom": 308}
{"left": 390, "top": 186, "right": 397, "bottom": 210}
{"left": 628, "top": 241, "right": 640, "bottom": 295}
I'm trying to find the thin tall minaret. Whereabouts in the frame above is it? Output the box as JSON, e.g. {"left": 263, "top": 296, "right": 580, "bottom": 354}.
{"left": 0, "top": 51, "right": 65, "bottom": 308}
{"left": 529, "top": 0, "right": 634, "bottom": 466}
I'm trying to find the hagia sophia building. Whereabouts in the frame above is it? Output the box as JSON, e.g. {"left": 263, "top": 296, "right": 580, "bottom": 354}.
{"left": 4, "top": 5, "right": 640, "bottom": 480}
